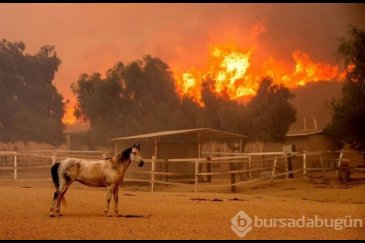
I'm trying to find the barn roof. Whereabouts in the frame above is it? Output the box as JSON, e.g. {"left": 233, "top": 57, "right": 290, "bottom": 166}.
{"left": 286, "top": 129, "right": 324, "bottom": 137}
{"left": 111, "top": 128, "right": 247, "bottom": 141}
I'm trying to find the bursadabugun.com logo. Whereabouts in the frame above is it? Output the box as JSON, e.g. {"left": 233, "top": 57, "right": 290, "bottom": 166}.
{"left": 231, "top": 210, "right": 363, "bottom": 238}
{"left": 231, "top": 211, "right": 253, "bottom": 238}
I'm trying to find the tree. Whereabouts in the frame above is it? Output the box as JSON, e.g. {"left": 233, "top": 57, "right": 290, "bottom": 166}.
{"left": 200, "top": 78, "right": 245, "bottom": 133}
{"left": 245, "top": 77, "right": 297, "bottom": 142}
{"left": 326, "top": 26, "right": 365, "bottom": 150}
{"left": 72, "top": 56, "right": 198, "bottom": 146}
{"left": 179, "top": 95, "right": 203, "bottom": 128}
{"left": 72, "top": 55, "right": 297, "bottom": 146}
{"left": 0, "top": 39, "right": 64, "bottom": 145}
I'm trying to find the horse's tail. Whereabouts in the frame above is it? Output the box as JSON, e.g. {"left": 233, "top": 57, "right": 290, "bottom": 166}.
{"left": 51, "top": 162, "right": 60, "bottom": 189}
{"left": 51, "top": 162, "right": 67, "bottom": 207}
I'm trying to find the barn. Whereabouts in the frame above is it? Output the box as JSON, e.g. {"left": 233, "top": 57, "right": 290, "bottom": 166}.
{"left": 244, "top": 129, "right": 341, "bottom": 153}
{"left": 111, "top": 128, "right": 248, "bottom": 184}
{"left": 111, "top": 128, "right": 248, "bottom": 158}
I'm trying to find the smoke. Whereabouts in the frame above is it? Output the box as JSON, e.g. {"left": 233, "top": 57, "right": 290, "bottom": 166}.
{"left": 0, "top": 3, "right": 364, "bottom": 106}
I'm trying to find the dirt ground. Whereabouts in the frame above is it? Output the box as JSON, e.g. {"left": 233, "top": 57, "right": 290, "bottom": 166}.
{"left": 0, "top": 178, "right": 364, "bottom": 240}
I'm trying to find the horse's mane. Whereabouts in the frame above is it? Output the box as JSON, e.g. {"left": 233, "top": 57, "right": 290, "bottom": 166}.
{"left": 121, "top": 147, "right": 132, "bottom": 162}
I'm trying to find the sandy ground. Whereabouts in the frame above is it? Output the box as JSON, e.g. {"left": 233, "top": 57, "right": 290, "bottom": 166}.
{"left": 0, "top": 178, "right": 364, "bottom": 240}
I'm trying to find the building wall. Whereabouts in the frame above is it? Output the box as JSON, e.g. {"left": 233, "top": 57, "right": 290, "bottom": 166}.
{"left": 117, "top": 140, "right": 199, "bottom": 181}
{"left": 286, "top": 133, "right": 340, "bottom": 152}
{"left": 118, "top": 139, "right": 241, "bottom": 182}
{"left": 244, "top": 141, "right": 282, "bottom": 153}
{"left": 244, "top": 133, "right": 340, "bottom": 153}
{"left": 115, "top": 140, "right": 198, "bottom": 159}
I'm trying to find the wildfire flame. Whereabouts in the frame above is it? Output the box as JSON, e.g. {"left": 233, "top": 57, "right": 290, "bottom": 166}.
{"left": 176, "top": 46, "right": 344, "bottom": 104}
{"left": 63, "top": 45, "right": 346, "bottom": 124}
{"left": 62, "top": 102, "right": 77, "bottom": 125}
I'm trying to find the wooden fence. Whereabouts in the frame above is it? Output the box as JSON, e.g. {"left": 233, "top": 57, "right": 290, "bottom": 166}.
{"left": 0, "top": 149, "right": 364, "bottom": 192}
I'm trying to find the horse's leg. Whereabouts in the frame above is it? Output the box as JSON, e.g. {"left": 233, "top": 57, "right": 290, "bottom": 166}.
{"left": 50, "top": 187, "right": 66, "bottom": 217}
{"left": 113, "top": 184, "right": 120, "bottom": 216}
{"left": 54, "top": 179, "right": 71, "bottom": 216}
{"left": 50, "top": 176, "right": 65, "bottom": 217}
{"left": 55, "top": 184, "right": 70, "bottom": 216}
{"left": 104, "top": 184, "right": 115, "bottom": 217}
{"left": 50, "top": 189, "right": 60, "bottom": 217}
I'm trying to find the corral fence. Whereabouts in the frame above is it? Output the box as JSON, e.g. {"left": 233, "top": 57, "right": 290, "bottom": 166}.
{"left": 0, "top": 150, "right": 110, "bottom": 180}
{"left": 0, "top": 149, "right": 364, "bottom": 193}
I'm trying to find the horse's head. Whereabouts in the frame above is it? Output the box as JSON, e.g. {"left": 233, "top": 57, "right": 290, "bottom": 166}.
{"left": 121, "top": 144, "right": 144, "bottom": 167}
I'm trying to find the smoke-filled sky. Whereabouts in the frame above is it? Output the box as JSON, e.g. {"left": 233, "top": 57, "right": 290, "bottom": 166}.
{"left": 1, "top": 3, "right": 364, "bottom": 103}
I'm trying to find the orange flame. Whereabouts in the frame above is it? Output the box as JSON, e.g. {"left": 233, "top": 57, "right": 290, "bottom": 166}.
{"left": 177, "top": 46, "right": 258, "bottom": 103}
{"left": 176, "top": 46, "right": 344, "bottom": 104}
{"left": 62, "top": 103, "right": 77, "bottom": 125}
{"left": 63, "top": 45, "right": 345, "bottom": 124}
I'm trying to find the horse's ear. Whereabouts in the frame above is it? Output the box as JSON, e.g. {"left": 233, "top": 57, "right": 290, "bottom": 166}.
{"left": 137, "top": 144, "right": 140, "bottom": 149}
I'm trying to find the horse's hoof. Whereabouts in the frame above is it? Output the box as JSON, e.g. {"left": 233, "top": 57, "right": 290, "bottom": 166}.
{"left": 106, "top": 214, "right": 112, "bottom": 217}
{"left": 50, "top": 214, "right": 55, "bottom": 218}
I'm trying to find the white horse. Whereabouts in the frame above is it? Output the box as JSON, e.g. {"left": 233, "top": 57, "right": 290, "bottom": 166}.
{"left": 49, "top": 144, "right": 144, "bottom": 217}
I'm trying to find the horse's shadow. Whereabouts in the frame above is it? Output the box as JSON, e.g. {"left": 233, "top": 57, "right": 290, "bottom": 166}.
{"left": 117, "top": 214, "right": 147, "bottom": 218}
{"left": 49, "top": 213, "right": 151, "bottom": 218}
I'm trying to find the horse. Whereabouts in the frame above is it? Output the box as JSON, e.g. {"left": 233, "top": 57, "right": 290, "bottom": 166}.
{"left": 49, "top": 144, "right": 144, "bottom": 217}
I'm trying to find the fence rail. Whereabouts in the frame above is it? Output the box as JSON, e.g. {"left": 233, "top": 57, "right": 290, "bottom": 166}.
{"left": 1, "top": 149, "right": 364, "bottom": 192}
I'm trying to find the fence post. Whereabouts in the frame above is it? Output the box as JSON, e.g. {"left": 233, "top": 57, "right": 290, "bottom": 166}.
{"left": 271, "top": 156, "right": 277, "bottom": 183}
{"left": 336, "top": 150, "right": 344, "bottom": 177}
{"left": 14, "top": 152, "right": 18, "bottom": 180}
{"left": 210, "top": 143, "right": 214, "bottom": 159}
{"left": 287, "top": 153, "right": 294, "bottom": 179}
{"left": 285, "top": 154, "right": 288, "bottom": 179}
{"left": 248, "top": 155, "right": 252, "bottom": 180}
{"left": 198, "top": 162, "right": 203, "bottom": 182}
{"left": 151, "top": 155, "right": 156, "bottom": 192}
{"left": 164, "top": 159, "right": 168, "bottom": 182}
{"left": 207, "top": 157, "right": 212, "bottom": 182}
{"left": 230, "top": 162, "right": 236, "bottom": 193}
{"left": 320, "top": 156, "right": 325, "bottom": 174}
{"left": 194, "top": 160, "right": 199, "bottom": 193}
{"left": 303, "top": 151, "right": 307, "bottom": 177}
